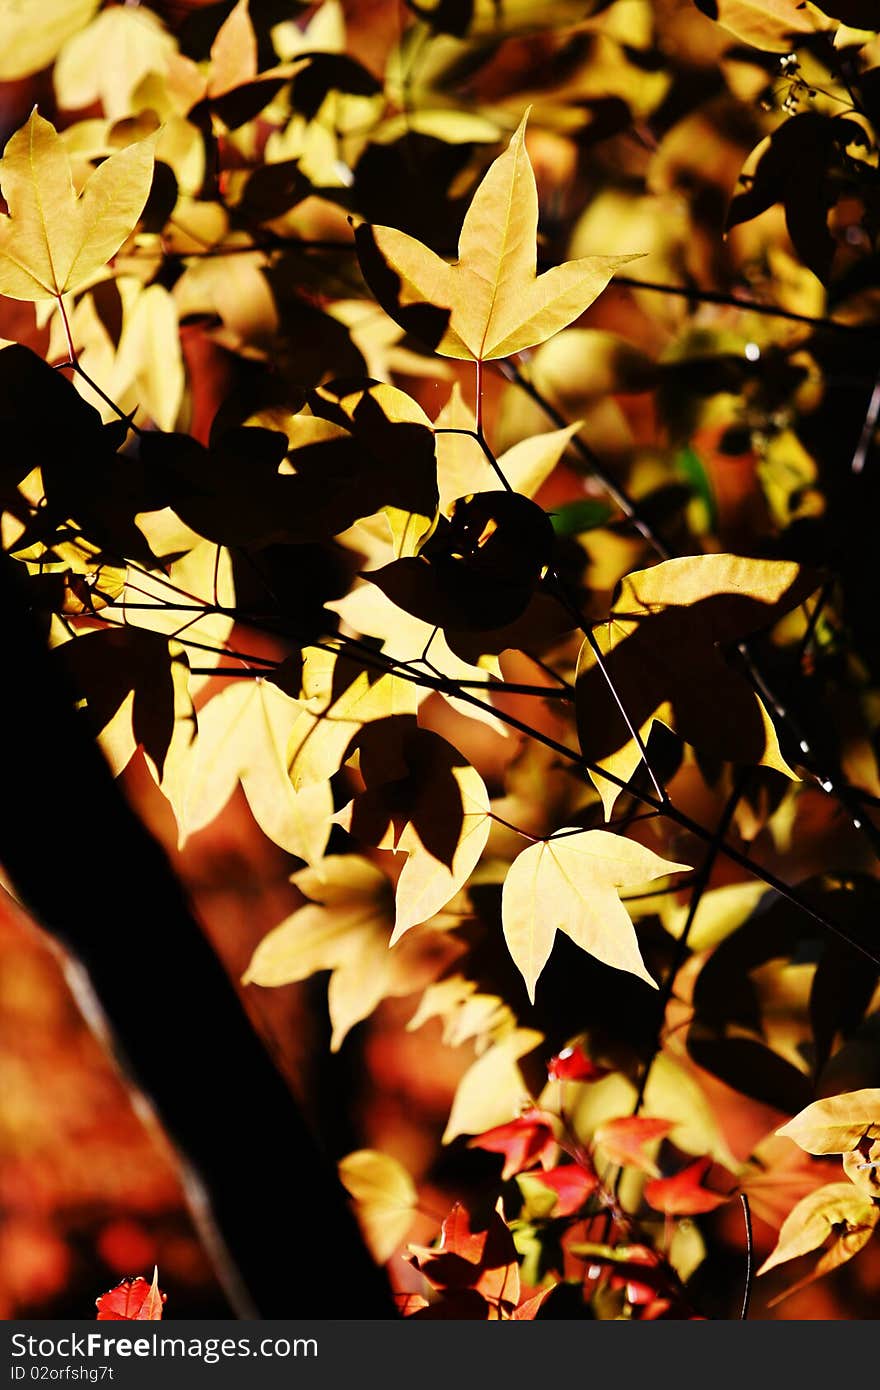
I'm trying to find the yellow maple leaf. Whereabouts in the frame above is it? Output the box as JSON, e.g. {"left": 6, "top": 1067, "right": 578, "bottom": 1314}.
{"left": 444, "top": 1028, "right": 544, "bottom": 1143}
{"left": 335, "top": 722, "right": 493, "bottom": 941}
{"left": 776, "top": 1088, "right": 880, "bottom": 1156}
{"left": 0, "top": 110, "right": 156, "bottom": 302}
{"left": 357, "top": 109, "right": 636, "bottom": 362}
{"left": 338, "top": 1150, "right": 418, "bottom": 1265}
{"left": 244, "top": 857, "right": 462, "bottom": 1050}
{"left": 0, "top": 0, "right": 99, "bottom": 83}
{"left": 502, "top": 828, "right": 690, "bottom": 1001}
{"left": 179, "top": 676, "right": 332, "bottom": 868}
{"left": 757, "top": 1182, "right": 878, "bottom": 1286}
{"left": 700, "top": 0, "right": 829, "bottom": 53}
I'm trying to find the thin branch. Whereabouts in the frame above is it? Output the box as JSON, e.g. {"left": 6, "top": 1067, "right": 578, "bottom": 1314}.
{"left": 852, "top": 367, "right": 880, "bottom": 475}
{"left": 584, "top": 624, "right": 666, "bottom": 805}
{"left": 502, "top": 357, "right": 880, "bottom": 855}
{"left": 435, "top": 426, "right": 513, "bottom": 491}
{"left": 612, "top": 273, "right": 874, "bottom": 337}
{"left": 498, "top": 360, "right": 673, "bottom": 557}
{"left": 632, "top": 770, "right": 750, "bottom": 1118}
{"left": 739, "top": 1193, "right": 754, "bottom": 1321}
{"left": 141, "top": 228, "right": 878, "bottom": 338}
{"left": 436, "top": 679, "right": 880, "bottom": 968}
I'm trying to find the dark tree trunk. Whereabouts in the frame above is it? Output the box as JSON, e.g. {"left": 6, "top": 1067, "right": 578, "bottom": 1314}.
{"left": 0, "top": 553, "right": 396, "bottom": 1318}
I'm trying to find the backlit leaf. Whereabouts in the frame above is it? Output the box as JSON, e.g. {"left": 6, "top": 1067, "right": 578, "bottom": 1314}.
{"left": 757, "top": 1182, "right": 879, "bottom": 1277}
{"left": 208, "top": 0, "right": 258, "bottom": 98}
{"left": 338, "top": 1150, "right": 418, "bottom": 1264}
{"left": 518, "top": 1163, "right": 599, "bottom": 1217}
{"left": 54, "top": 6, "right": 177, "bottom": 120}
{"left": 287, "top": 648, "right": 418, "bottom": 791}
{"left": 468, "top": 1108, "right": 558, "bottom": 1179}
{"left": 336, "top": 721, "right": 492, "bottom": 940}
{"left": 695, "top": 0, "right": 829, "bottom": 51}
{"left": 408, "top": 1201, "right": 521, "bottom": 1318}
{"left": 444, "top": 1028, "right": 544, "bottom": 1143}
{"left": 357, "top": 111, "right": 634, "bottom": 361}
{"left": 594, "top": 1116, "right": 675, "bottom": 1174}
{"left": 644, "top": 1157, "right": 731, "bottom": 1215}
{"left": 434, "top": 382, "right": 581, "bottom": 514}
{"left": 244, "top": 857, "right": 461, "bottom": 1050}
{"left": 0, "top": 0, "right": 99, "bottom": 82}
{"left": 0, "top": 111, "right": 155, "bottom": 301}
{"left": 501, "top": 829, "right": 690, "bottom": 1001}
{"left": 96, "top": 1268, "right": 165, "bottom": 1320}
{"left": 180, "top": 677, "right": 332, "bottom": 867}
{"left": 776, "top": 1088, "right": 880, "bottom": 1156}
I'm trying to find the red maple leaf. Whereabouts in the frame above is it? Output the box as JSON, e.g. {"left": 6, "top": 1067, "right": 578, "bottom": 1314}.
{"left": 408, "top": 1203, "right": 522, "bottom": 1316}
{"left": 528, "top": 1163, "right": 599, "bottom": 1216}
{"left": 547, "top": 1045, "right": 610, "bottom": 1083}
{"left": 96, "top": 1268, "right": 165, "bottom": 1320}
{"left": 595, "top": 1116, "right": 674, "bottom": 1172}
{"left": 468, "top": 1108, "right": 558, "bottom": 1179}
{"left": 607, "top": 1244, "right": 663, "bottom": 1306}
{"left": 644, "top": 1157, "right": 732, "bottom": 1215}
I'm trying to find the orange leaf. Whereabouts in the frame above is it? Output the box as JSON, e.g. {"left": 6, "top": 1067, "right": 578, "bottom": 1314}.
{"left": 595, "top": 1116, "right": 674, "bottom": 1173}
{"left": 644, "top": 1158, "right": 732, "bottom": 1215}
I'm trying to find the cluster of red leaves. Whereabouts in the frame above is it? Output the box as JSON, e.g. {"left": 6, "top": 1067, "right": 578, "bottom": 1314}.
{"left": 401, "top": 1204, "right": 549, "bottom": 1320}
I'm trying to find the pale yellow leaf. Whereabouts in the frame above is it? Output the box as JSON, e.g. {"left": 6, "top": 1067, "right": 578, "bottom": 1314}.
{"left": 0, "top": 0, "right": 99, "bottom": 81}
{"left": 338, "top": 1149, "right": 418, "bottom": 1264}
{"left": 107, "top": 542, "right": 234, "bottom": 692}
{"left": 757, "top": 1181, "right": 879, "bottom": 1276}
{"left": 704, "top": 0, "right": 830, "bottom": 52}
{"left": 112, "top": 283, "right": 184, "bottom": 433}
{"left": 329, "top": 581, "right": 509, "bottom": 737}
{"left": 209, "top": 0, "right": 258, "bottom": 97}
{"left": 391, "top": 760, "right": 493, "bottom": 941}
{"left": 55, "top": 6, "right": 177, "bottom": 119}
{"left": 180, "top": 678, "right": 332, "bottom": 867}
{"left": 502, "top": 828, "right": 690, "bottom": 1001}
{"left": 576, "top": 554, "right": 814, "bottom": 815}
{"left": 244, "top": 857, "right": 460, "bottom": 1049}
{"left": 362, "top": 110, "right": 635, "bottom": 361}
{"left": 407, "top": 976, "right": 516, "bottom": 1047}
{"left": 287, "top": 648, "right": 419, "bottom": 790}
{"left": 661, "top": 880, "right": 767, "bottom": 951}
{"left": 435, "top": 382, "right": 580, "bottom": 513}
{"left": 444, "top": 1028, "right": 544, "bottom": 1142}
{"left": 777, "top": 1088, "right": 880, "bottom": 1156}
{"left": 0, "top": 111, "right": 156, "bottom": 301}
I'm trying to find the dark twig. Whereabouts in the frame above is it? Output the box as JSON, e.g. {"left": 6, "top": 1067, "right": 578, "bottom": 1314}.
{"left": 740, "top": 1194, "right": 754, "bottom": 1321}
{"left": 612, "top": 274, "right": 873, "bottom": 337}
{"left": 501, "top": 358, "right": 880, "bottom": 856}
{"left": 631, "top": 770, "right": 750, "bottom": 1120}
